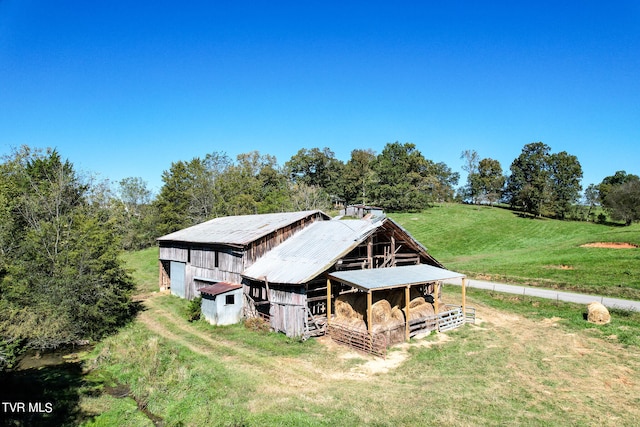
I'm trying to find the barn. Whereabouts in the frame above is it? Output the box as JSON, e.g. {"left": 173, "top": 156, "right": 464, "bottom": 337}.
{"left": 157, "top": 210, "right": 469, "bottom": 347}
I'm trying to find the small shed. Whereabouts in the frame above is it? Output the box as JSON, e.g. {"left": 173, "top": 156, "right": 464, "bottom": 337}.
{"left": 199, "top": 282, "right": 243, "bottom": 326}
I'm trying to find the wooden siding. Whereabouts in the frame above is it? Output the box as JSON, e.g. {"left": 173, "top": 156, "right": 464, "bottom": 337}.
{"left": 159, "top": 245, "right": 188, "bottom": 262}
{"left": 185, "top": 265, "right": 243, "bottom": 300}
{"left": 191, "top": 247, "right": 243, "bottom": 272}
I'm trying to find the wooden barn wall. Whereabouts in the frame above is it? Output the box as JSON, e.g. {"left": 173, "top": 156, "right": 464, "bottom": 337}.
{"left": 159, "top": 245, "right": 188, "bottom": 262}
{"left": 270, "top": 304, "right": 306, "bottom": 338}
{"left": 185, "top": 265, "right": 243, "bottom": 300}
{"left": 268, "top": 286, "right": 307, "bottom": 337}
{"left": 191, "top": 247, "right": 243, "bottom": 272}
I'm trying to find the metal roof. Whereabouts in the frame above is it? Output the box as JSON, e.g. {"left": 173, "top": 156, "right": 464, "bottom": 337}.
{"left": 157, "top": 210, "right": 328, "bottom": 246}
{"left": 242, "top": 219, "right": 379, "bottom": 284}
{"left": 199, "top": 282, "right": 242, "bottom": 297}
{"left": 328, "top": 264, "right": 465, "bottom": 292}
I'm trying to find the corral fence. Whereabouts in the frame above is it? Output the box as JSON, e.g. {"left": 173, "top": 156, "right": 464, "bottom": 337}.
{"left": 328, "top": 304, "right": 476, "bottom": 357}
{"left": 327, "top": 323, "right": 388, "bottom": 358}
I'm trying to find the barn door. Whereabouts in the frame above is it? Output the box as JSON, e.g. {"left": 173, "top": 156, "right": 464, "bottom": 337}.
{"left": 170, "top": 261, "right": 186, "bottom": 298}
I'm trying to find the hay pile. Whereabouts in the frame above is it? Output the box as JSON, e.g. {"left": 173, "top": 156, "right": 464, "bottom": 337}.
{"left": 332, "top": 294, "right": 367, "bottom": 331}
{"left": 587, "top": 302, "right": 611, "bottom": 325}
{"left": 405, "top": 297, "right": 436, "bottom": 320}
{"left": 331, "top": 290, "right": 442, "bottom": 346}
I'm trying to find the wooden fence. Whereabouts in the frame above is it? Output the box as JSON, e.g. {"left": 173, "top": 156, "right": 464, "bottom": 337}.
{"left": 328, "top": 305, "right": 476, "bottom": 356}
{"left": 326, "top": 324, "right": 388, "bottom": 358}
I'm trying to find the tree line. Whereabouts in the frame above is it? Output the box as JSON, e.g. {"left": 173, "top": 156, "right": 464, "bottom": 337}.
{"left": 1, "top": 141, "right": 638, "bottom": 369}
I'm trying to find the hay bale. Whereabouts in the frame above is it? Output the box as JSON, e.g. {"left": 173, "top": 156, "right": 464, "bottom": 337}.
{"left": 370, "top": 299, "right": 392, "bottom": 324}
{"left": 408, "top": 302, "right": 435, "bottom": 320}
{"left": 335, "top": 294, "right": 363, "bottom": 320}
{"left": 587, "top": 302, "right": 611, "bottom": 325}
{"left": 386, "top": 289, "right": 405, "bottom": 309}
{"left": 409, "top": 297, "right": 426, "bottom": 309}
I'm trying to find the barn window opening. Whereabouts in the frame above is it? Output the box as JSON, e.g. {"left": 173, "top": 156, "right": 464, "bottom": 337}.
{"left": 215, "top": 251, "right": 219, "bottom": 268}
{"left": 225, "top": 294, "right": 235, "bottom": 305}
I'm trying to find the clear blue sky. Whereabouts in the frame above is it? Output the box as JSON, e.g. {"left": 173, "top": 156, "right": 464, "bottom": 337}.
{"left": 1, "top": 1, "right": 639, "bottom": 195}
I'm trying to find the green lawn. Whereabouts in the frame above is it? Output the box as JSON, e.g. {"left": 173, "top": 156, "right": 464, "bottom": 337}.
{"left": 391, "top": 204, "right": 640, "bottom": 299}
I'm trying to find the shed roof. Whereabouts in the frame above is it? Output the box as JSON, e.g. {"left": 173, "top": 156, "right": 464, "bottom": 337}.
{"left": 157, "top": 210, "right": 329, "bottom": 246}
{"left": 328, "top": 264, "right": 465, "bottom": 292}
{"left": 199, "top": 282, "right": 242, "bottom": 297}
{"left": 242, "top": 219, "right": 379, "bottom": 284}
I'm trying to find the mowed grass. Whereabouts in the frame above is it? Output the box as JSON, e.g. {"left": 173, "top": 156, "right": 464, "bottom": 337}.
{"left": 391, "top": 204, "right": 640, "bottom": 299}
{"left": 81, "top": 288, "right": 640, "bottom": 426}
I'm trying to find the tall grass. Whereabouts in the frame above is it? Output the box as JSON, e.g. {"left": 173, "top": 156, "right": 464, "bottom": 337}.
{"left": 391, "top": 204, "right": 640, "bottom": 299}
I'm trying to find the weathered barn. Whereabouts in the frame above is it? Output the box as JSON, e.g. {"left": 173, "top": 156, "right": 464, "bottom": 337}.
{"left": 157, "top": 210, "right": 329, "bottom": 300}
{"left": 158, "top": 210, "right": 468, "bottom": 342}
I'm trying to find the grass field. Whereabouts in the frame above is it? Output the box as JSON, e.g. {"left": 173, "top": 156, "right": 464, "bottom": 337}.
{"left": 70, "top": 206, "right": 640, "bottom": 426}
{"left": 391, "top": 204, "right": 640, "bottom": 299}
{"left": 6, "top": 205, "right": 630, "bottom": 426}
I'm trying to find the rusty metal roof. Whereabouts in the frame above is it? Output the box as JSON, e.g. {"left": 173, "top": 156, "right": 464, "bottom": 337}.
{"left": 199, "top": 282, "right": 242, "bottom": 297}
{"left": 157, "top": 210, "right": 329, "bottom": 246}
{"left": 328, "top": 264, "right": 465, "bottom": 292}
{"left": 242, "top": 219, "right": 379, "bottom": 284}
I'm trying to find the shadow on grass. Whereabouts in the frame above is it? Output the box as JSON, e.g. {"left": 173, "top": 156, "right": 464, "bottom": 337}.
{"left": 0, "top": 299, "right": 147, "bottom": 427}
{"left": 0, "top": 362, "right": 88, "bottom": 427}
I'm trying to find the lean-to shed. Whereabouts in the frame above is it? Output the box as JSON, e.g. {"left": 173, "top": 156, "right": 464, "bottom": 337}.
{"left": 241, "top": 216, "right": 445, "bottom": 337}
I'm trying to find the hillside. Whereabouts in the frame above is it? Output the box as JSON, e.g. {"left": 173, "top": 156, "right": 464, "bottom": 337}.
{"left": 391, "top": 204, "right": 640, "bottom": 299}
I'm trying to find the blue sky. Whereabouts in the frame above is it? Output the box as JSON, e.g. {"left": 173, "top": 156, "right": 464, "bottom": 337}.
{"left": 1, "top": 1, "right": 639, "bottom": 195}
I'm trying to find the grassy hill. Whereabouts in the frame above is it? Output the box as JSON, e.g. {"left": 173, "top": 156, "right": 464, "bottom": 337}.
{"left": 391, "top": 204, "right": 640, "bottom": 299}
{"left": 67, "top": 209, "right": 640, "bottom": 426}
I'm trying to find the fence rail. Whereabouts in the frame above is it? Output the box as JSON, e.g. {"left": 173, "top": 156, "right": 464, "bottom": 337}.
{"left": 327, "top": 324, "right": 388, "bottom": 358}
{"left": 329, "top": 305, "right": 476, "bottom": 356}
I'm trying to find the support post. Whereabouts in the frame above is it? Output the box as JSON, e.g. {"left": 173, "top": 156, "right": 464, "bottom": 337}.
{"left": 405, "top": 285, "right": 411, "bottom": 341}
{"left": 462, "top": 277, "right": 467, "bottom": 323}
{"left": 367, "top": 236, "right": 373, "bottom": 269}
{"left": 326, "top": 276, "right": 332, "bottom": 326}
{"left": 367, "top": 291, "right": 373, "bottom": 335}
{"left": 434, "top": 281, "right": 440, "bottom": 330}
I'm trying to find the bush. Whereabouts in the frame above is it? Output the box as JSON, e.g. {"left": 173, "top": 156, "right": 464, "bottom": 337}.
{"left": 186, "top": 297, "right": 202, "bottom": 322}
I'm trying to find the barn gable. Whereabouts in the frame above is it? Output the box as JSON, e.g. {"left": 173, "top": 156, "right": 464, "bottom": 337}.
{"left": 157, "top": 210, "right": 330, "bottom": 299}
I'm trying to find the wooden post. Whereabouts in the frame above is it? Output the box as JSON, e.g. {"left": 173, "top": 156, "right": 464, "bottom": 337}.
{"left": 326, "top": 276, "right": 332, "bottom": 326}
{"left": 391, "top": 233, "right": 396, "bottom": 267}
{"left": 462, "top": 277, "right": 467, "bottom": 323}
{"left": 367, "top": 236, "right": 373, "bottom": 269}
{"left": 405, "top": 285, "right": 411, "bottom": 341}
{"left": 158, "top": 260, "right": 162, "bottom": 291}
{"left": 367, "top": 291, "right": 373, "bottom": 335}
{"left": 434, "top": 281, "right": 440, "bottom": 331}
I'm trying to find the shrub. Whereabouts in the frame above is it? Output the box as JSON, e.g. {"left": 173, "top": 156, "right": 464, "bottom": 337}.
{"left": 186, "top": 297, "right": 202, "bottom": 322}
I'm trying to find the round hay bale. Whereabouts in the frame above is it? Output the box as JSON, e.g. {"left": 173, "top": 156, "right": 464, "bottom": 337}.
{"left": 587, "top": 302, "right": 611, "bottom": 325}
{"left": 349, "top": 317, "right": 367, "bottom": 331}
{"left": 370, "top": 299, "right": 392, "bottom": 324}
{"left": 408, "top": 302, "right": 435, "bottom": 320}
{"left": 409, "top": 297, "right": 426, "bottom": 309}
{"left": 385, "top": 290, "right": 401, "bottom": 309}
